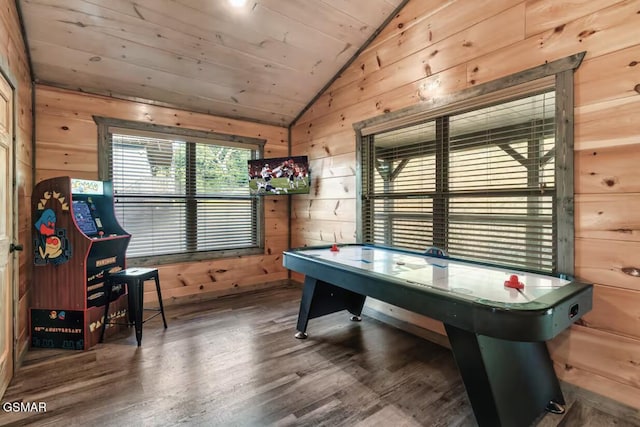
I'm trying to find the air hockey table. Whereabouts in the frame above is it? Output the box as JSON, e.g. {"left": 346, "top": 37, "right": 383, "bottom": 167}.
{"left": 283, "top": 244, "right": 593, "bottom": 427}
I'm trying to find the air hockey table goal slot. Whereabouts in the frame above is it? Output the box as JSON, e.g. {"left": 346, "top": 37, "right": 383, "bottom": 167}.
{"left": 569, "top": 303, "right": 580, "bottom": 319}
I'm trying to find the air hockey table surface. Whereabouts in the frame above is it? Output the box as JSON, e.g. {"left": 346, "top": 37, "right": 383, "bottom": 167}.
{"left": 289, "top": 244, "right": 573, "bottom": 306}
{"left": 283, "top": 243, "right": 593, "bottom": 341}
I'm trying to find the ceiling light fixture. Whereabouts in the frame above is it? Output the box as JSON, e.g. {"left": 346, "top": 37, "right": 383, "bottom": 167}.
{"left": 229, "top": 0, "right": 247, "bottom": 7}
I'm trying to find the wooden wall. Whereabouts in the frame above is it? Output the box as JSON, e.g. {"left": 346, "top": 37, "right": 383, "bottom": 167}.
{"left": 1, "top": 0, "right": 34, "bottom": 366}
{"left": 290, "top": 0, "right": 640, "bottom": 409}
{"left": 35, "top": 85, "right": 289, "bottom": 305}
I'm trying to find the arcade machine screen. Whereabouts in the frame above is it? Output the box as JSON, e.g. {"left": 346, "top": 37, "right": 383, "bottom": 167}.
{"left": 72, "top": 200, "right": 98, "bottom": 236}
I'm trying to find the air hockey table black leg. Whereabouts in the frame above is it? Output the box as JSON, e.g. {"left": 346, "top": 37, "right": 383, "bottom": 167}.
{"left": 294, "top": 276, "right": 317, "bottom": 339}
{"left": 347, "top": 294, "right": 366, "bottom": 322}
{"left": 445, "top": 323, "right": 565, "bottom": 427}
{"left": 294, "top": 276, "right": 367, "bottom": 339}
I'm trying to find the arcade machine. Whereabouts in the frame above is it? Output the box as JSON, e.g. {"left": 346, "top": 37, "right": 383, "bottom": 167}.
{"left": 31, "top": 176, "right": 131, "bottom": 350}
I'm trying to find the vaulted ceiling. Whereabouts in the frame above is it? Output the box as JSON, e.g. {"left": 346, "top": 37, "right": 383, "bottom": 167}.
{"left": 18, "top": 0, "right": 405, "bottom": 126}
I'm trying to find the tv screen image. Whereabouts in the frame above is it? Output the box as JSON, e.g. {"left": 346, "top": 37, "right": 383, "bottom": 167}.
{"left": 248, "top": 156, "right": 310, "bottom": 195}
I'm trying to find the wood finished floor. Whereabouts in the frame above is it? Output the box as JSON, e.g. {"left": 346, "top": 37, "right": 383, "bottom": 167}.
{"left": 2, "top": 285, "right": 638, "bottom": 427}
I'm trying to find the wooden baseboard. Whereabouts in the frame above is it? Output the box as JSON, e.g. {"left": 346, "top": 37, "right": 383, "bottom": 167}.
{"left": 560, "top": 380, "right": 640, "bottom": 422}
{"left": 362, "top": 305, "right": 451, "bottom": 349}
{"left": 159, "top": 279, "right": 299, "bottom": 308}
{"left": 15, "top": 336, "right": 30, "bottom": 368}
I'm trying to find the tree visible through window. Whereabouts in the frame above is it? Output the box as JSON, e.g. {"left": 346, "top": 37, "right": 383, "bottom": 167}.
{"left": 96, "top": 119, "right": 265, "bottom": 264}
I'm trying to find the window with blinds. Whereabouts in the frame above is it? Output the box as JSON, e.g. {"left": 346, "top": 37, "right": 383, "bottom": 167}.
{"left": 361, "top": 90, "right": 558, "bottom": 272}
{"left": 102, "top": 128, "right": 261, "bottom": 262}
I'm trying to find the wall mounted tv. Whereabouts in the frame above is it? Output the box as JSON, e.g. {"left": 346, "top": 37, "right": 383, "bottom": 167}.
{"left": 248, "top": 156, "right": 310, "bottom": 195}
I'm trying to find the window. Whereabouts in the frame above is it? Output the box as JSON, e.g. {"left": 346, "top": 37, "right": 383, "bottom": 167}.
{"left": 355, "top": 54, "right": 582, "bottom": 274}
{"left": 96, "top": 118, "right": 265, "bottom": 264}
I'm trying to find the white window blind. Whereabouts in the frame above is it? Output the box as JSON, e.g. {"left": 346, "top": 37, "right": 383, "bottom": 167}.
{"left": 362, "top": 91, "right": 557, "bottom": 272}
{"left": 109, "top": 133, "right": 258, "bottom": 258}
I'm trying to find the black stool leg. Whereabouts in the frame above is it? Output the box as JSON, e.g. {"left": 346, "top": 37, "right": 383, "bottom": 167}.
{"left": 132, "top": 279, "right": 143, "bottom": 347}
{"left": 154, "top": 273, "right": 168, "bottom": 329}
{"left": 127, "top": 281, "right": 135, "bottom": 326}
{"left": 99, "top": 281, "right": 113, "bottom": 343}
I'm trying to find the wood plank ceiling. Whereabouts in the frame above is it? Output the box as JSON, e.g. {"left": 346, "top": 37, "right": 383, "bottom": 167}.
{"left": 18, "top": 0, "right": 404, "bottom": 126}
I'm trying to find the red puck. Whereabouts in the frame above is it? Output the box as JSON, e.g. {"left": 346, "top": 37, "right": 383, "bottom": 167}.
{"left": 504, "top": 274, "right": 524, "bottom": 289}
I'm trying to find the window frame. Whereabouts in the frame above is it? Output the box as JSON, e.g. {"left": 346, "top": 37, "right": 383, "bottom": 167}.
{"left": 354, "top": 52, "right": 584, "bottom": 275}
{"left": 95, "top": 117, "right": 266, "bottom": 266}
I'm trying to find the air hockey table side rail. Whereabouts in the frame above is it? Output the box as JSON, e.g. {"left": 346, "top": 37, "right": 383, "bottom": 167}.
{"left": 283, "top": 243, "right": 593, "bottom": 342}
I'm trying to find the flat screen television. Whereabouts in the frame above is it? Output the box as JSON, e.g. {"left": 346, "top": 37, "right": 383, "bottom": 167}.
{"left": 248, "top": 156, "right": 310, "bottom": 195}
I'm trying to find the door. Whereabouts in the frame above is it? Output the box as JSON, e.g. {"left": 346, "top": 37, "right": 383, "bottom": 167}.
{"left": 0, "top": 71, "right": 14, "bottom": 397}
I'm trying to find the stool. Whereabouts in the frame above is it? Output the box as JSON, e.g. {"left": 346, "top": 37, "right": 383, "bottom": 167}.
{"left": 100, "top": 267, "right": 168, "bottom": 346}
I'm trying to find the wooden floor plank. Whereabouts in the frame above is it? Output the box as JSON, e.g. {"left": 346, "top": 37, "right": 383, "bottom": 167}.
{"left": 1, "top": 285, "right": 638, "bottom": 426}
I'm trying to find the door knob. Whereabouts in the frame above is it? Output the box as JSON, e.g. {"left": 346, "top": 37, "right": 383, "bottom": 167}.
{"left": 9, "top": 243, "right": 23, "bottom": 252}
